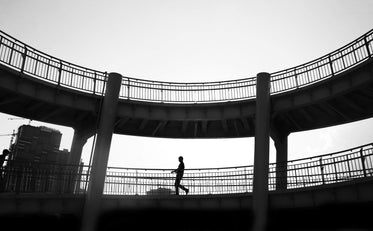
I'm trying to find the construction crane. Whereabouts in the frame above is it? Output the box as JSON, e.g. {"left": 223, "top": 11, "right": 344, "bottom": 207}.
{"left": 0, "top": 130, "right": 17, "bottom": 150}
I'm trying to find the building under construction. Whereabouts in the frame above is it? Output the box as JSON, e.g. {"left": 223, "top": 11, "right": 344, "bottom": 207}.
{"left": 1, "top": 125, "right": 82, "bottom": 194}
{"left": 10, "top": 124, "right": 70, "bottom": 164}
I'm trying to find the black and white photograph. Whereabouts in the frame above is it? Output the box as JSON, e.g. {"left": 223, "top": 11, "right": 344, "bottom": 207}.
{"left": 0, "top": 0, "right": 373, "bottom": 230}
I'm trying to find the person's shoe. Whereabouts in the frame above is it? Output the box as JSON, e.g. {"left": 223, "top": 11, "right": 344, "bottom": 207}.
{"left": 186, "top": 188, "right": 189, "bottom": 195}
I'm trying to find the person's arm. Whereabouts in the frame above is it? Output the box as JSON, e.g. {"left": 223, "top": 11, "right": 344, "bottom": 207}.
{"left": 171, "top": 165, "right": 180, "bottom": 174}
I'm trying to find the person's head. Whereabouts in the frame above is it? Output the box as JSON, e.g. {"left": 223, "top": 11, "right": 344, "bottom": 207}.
{"left": 2, "top": 149, "right": 10, "bottom": 155}
{"left": 178, "top": 156, "right": 183, "bottom": 162}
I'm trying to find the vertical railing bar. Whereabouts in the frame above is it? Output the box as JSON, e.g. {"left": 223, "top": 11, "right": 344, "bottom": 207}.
{"left": 20, "top": 46, "right": 27, "bottom": 73}
{"left": 33, "top": 54, "right": 39, "bottom": 75}
{"left": 352, "top": 42, "right": 358, "bottom": 64}
{"left": 81, "top": 69, "right": 86, "bottom": 91}
{"left": 294, "top": 68, "right": 299, "bottom": 89}
{"left": 57, "top": 61, "right": 62, "bottom": 86}
{"left": 127, "top": 78, "right": 130, "bottom": 100}
{"left": 341, "top": 51, "right": 346, "bottom": 69}
{"left": 328, "top": 55, "right": 334, "bottom": 77}
{"left": 346, "top": 154, "right": 352, "bottom": 179}
{"left": 69, "top": 65, "right": 74, "bottom": 87}
{"left": 45, "top": 58, "right": 50, "bottom": 80}
{"left": 0, "top": 36, "right": 3, "bottom": 52}
{"left": 360, "top": 148, "right": 367, "bottom": 177}
{"left": 333, "top": 157, "right": 338, "bottom": 181}
{"left": 93, "top": 72, "right": 97, "bottom": 95}
{"left": 7, "top": 41, "right": 15, "bottom": 65}
{"left": 319, "top": 158, "right": 325, "bottom": 185}
{"left": 364, "top": 35, "right": 372, "bottom": 58}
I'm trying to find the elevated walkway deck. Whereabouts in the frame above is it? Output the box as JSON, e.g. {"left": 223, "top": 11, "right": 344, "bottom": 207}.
{"left": 1, "top": 177, "right": 372, "bottom": 231}
{"left": 1, "top": 176, "right": 372, "bottom": 214}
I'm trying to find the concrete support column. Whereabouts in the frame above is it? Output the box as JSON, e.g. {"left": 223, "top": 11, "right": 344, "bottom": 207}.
{"left": 271, "top": 129, "right": 289, "bottom": 191}
{"left": 69, "top": 129, "right": 93, "bottom": 166}
{"left": 67, "top": 128, "right": 94, "bottom": 193}
{"left": 81, "top": 73, "right": 122, "bottom": 231}
{"left": 252, "top": 72, "right": 271, "bottom": 231}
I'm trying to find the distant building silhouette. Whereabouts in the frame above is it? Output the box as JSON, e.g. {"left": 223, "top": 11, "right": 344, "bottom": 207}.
{"left": 11, "top": 125, "right": 70, "bottom": 164}
{"left": 146, "top": 187, "right": 174, "bottom": 195}
{"left": 1, "top": 125, "right": 81, "bottom": 193}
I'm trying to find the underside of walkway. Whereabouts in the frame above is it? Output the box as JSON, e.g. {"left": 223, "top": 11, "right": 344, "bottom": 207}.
{"left": 1, "top": 59, "right": 373, "bottom": 138}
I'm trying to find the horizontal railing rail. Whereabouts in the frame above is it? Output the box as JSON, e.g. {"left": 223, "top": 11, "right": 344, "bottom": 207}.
{"left": 1, "top": 143, "right": 372, "bottom": 195}
{"left": 0, "top": 29, "right": 372, "bottom": 103}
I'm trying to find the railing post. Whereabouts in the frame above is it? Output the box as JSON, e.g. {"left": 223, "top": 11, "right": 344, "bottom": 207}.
{"left": 7, "top": 42, "right": 15, "bottom": 65}
{"left": 319, "top": 158, "right": 325, "bottom": 184}
{"left": 306, "top": 165, "right": 311, "bottom": 185}
{"left": 93, "top": 72, "right": 97, "bottom": 95}
{"left": 73, "top": 164, "right": 81, "bottom": 193}
{"left": 161, "top": 83, "right": 164, "bottom": 102}
{"left": 102, "top": 72, "right": 108, "bottom": 95}
{"left": 360, "top": 148, "right": 367, "bottom": 177}
{"left": 328, "top": 55, "right": 334, "bottom": 77}
{"left": 294, "top": 166, "right": 298, "bottom": 187}
{"left": 20, "top": 46, "right": 27, "bottom": 73}
{"left": 364, "top": 35, "right": 372, "bottom": 58}
{"left": 33, "top": 54, "right": 39, "bottom": 75}
{"left": 294, "top": 68, "right": 299, "bottom": 89}
{"left": 333, "top": 157, "right": 338, "bottom": 182}
{"left": 45, "top": 59, "right": 51, "bottom": 79}
{"left": 346, "top": 154, "right": 352, "bottom": 179}
{"left": 135, "top": 170, "right": 138, "bottom": 195}
{"left": 244, "top": 168, "right": 249, "bottom": 192}
{"left": 127, "top": 78, "right": 130, "bottom": 100}
{"left": 57, "top": 61, "right": 62, "bottom": 86}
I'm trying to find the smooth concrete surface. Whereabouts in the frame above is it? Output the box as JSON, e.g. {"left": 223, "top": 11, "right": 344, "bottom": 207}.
{"left": 252, "top": 72, "right": 271, "bottom": 231}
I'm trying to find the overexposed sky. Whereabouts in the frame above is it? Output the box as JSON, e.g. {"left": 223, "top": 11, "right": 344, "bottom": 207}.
{"left": 0, "top": 0, "right": 373, "bottom": 168}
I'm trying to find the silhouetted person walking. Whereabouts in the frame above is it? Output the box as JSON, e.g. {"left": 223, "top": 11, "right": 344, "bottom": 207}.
{"left": 171, "top": 156, "right": 189, "bottom": 195}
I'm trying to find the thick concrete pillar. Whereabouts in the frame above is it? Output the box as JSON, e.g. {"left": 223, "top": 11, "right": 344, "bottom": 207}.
{"left": 271, "top": 129, "right": 289, "bottom": 191}
{"left": 66, "top": 128, "right": 93, "bottom": 193}
{"left": 252, "top": 72, "right": 271, "bottom": 231}
{"left": 69, "top": 128, "right": 94, "bottom": 166}
{"left": 81, "top": 73, "right": 122, "bottom": 231}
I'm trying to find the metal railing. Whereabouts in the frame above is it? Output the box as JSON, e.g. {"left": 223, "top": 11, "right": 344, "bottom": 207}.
{"left": 1, "top": 143, "right": 372, "bottom": 195}
{"left": 0, "top": 29, "right": 372, "bottom": 103}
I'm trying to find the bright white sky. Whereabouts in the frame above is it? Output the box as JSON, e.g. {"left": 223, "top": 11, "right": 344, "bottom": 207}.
{"left": 0, "top": 0, "right": 373, "bottom": 169}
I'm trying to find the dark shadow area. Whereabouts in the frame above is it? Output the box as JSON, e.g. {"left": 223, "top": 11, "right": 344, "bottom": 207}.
{"left": 97, "top": 208, "right": 253, "bottom": 231}
{"left": 0, "top": 213, "right": 80, "bottom": 231}
{"left": 0, "top": 201, "right": 372, "bottom": 231}
{"left": 267, "top": 201, "right": 373, "bottom": 231}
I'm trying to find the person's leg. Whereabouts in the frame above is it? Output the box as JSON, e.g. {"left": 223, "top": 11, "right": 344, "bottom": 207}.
{"left": 175, "top": 177, "right": 181, "bottom": 195}
{"left": 178, "top": 177, "right": 189, "bottom": 194}
{"left": 179, "top": 184, "right": 189, "bottom": 194}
